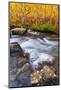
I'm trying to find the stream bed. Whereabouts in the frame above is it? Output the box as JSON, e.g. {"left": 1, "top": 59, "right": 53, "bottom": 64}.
{"left": 9, "top": 34, "right": 59, "bottom": 87}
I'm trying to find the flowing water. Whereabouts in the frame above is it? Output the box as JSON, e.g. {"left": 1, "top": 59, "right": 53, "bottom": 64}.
{"left": 10, "top": 35, "right": 59, "bottom": 87}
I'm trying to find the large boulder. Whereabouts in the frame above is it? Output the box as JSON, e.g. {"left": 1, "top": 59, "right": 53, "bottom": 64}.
{"left": 30, "top": 65, "right": 57, "bottom": 85}
{"left": 40, "top": 65, "right": 57, "bottom": 80}
{"left": 11, "top": 28, "right": 27, "bottom": 35}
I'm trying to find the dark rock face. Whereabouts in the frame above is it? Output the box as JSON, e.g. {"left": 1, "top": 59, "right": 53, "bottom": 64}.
{"left": 10, "top": 42, "right": 24, "bottom": 55}
{"left": 11, "top": 28, "right": 27, "bottom": 35}
{"left": 42, "top": 78, "right": 59, "bottom": 86}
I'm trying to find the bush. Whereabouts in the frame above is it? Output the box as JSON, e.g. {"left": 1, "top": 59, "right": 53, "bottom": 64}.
{"left": 32, "top": 23, "right": 58, "bottom": 34}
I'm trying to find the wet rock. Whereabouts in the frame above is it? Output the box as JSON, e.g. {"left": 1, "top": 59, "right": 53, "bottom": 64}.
{"left": 9, "top": 62, "right": 18, "bottom": 87}
{"left": 52, "top": 56, "right": 59, "bottom": 76}
{"left": 10, "top": 42, "right": 24, "bottom": 55}
{"left": 16, "top": 63, "right": 32, "bottom": 86}
{"left": 9, "top": 80, "right": 19, "bottom": 88}
{"left": 9, "top": 74, "right": 16, "bottom": 81}
{"left": 11, "top": 28, "right": 27, "bottom": 35}
{"left": 40, "top": 65, "right": 57, "bottom": 80}
{"left": 31, "top": 70, "right": 42, "bottom": 85}
{"left": 27, "top": 29, "right": 40, "bottom": 35}
{"left": 9, "top": 42, "right": 30, "bottom": 87}
{"left": 30, "top": 65, "right": 57, "bottom": 85}
{"left": 42, "top": 78, "right": 59, "bottom": 86}
{"left": 9, "top": 58, "right": 17, "bottom": 69}
{"left": 17, "top": 53, "right": 29, "bottom": 68}
{"left": 17, "top": 63, "right": 31, "bottom": 76}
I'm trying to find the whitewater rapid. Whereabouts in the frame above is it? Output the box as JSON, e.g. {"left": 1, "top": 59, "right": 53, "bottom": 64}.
{"left": 10, "top": 35, "right": 59, "bottom": 70}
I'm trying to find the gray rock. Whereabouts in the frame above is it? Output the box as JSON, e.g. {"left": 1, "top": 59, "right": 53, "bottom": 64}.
{"left": 17, "top": 63, "right": 31, "bottom": 76}
{"left": 16, "top": 63, "right": 32, "bottom": 86}
{"left": 9, "top": 80, "right": 18, "bottom": 88}
{"left": 11, "top": 28, "right": 27, "bottom": 35}
{"left": 17, "top": 54, "right": 29, "bottom": 68}
{"left": 10, "top": 42, "right": 24, "bottom": 55}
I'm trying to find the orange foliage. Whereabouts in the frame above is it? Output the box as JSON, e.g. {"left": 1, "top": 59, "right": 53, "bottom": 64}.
{"left": 9, "top": 2, "right": 59, "bottom": 28}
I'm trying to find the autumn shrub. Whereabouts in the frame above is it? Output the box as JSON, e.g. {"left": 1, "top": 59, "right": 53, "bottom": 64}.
{"left": 10, "top": 3, "right": 59, "bottom": 34}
